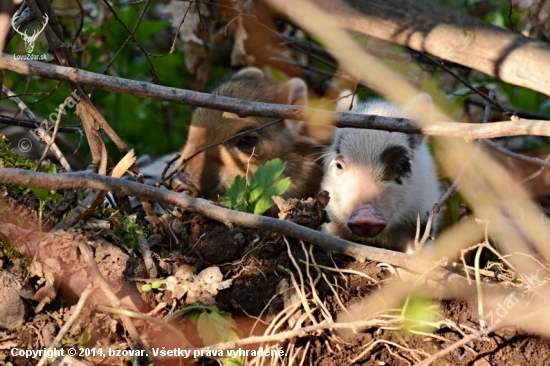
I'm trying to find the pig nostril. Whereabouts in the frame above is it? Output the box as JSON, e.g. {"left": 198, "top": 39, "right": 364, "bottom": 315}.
{"left": 347, "top": 221, "right": 386, "bottom": 238}
{"left": 183, "top": 188, "right": 197, "bottom": 197}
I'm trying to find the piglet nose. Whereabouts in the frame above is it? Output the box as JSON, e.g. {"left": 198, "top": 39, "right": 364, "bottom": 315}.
{"left": 347, "top": 204, "right": 387, "bottom": 237}
{"left": 169, "top": 174, "right": 199, "bottom": 197}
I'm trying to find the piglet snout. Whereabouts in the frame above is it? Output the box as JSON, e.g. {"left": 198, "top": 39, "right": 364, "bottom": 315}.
{"left": 347, "top": 204, "right": 386, "bottom": 237}
{"left": 169, "top": 174, "right": 199, "bottom": 197}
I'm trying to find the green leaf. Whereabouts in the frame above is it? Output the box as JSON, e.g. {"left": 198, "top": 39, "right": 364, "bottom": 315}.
{"left": 196, "top": 309, "right": 240, "bottom": 346}
{"left": 277, "top": 264, "right": 291, "bottom": 273}
{"left": 252, "top": 177, "right": 291, "bottom": 215}
{"left": 220, "top": 158, "right": 291, "bottom": 215}
{"left": 30, "top": 187, "right": 51, "bottom": 201}
{"left": 51, "top": 193, "right": 64, "bottom": 201}
{"left": 221, "top": 175, "right": 247, "bottom": 210}
{"left": 29, "top": 186, "right": 63, "bottom": 203}
{"left": 141, "top": 284, "right": 152, "bottom": 292}
{"left": 79, "top": 330, "right": 92, "bottom": 346}
{"left": 248, "top": 158, "right": 287, "bottom": 196}
{"left": 248, "top": 159, "right": 289, "bottom": 215}
{"left": 151, "top": 281, "right": 162, "bottom": 289}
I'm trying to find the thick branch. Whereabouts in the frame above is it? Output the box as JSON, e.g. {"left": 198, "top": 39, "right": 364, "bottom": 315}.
{"left": 1, "top": 55, "right": 549, "bottom": 139}
{"left": 0, "top": 167, "right": 473, "bottom": 288}
{"left": 323, "top": 0, "right": 550, "bottom": 95}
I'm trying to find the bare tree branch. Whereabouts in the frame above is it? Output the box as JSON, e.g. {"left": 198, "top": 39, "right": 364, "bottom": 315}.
{"left": 1, "top": 55, "right": 549, "bottom": 139}
{"left": 313, "top": 0, "right": 550, "bottom": 95}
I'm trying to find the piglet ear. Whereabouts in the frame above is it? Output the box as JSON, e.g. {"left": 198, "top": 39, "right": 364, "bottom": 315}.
{"left": 280, "top": 78, "right": 335, "bottom": 144}
{"left": 335, "top": 90, "right": 356, "bottom": 112}
{"left": 279, "top": 78, "right": 308, "bottom": 136}
{"left": 280, "top": 77, "right": 308, "bottom": 106}
{"left": 234, "top": 67, "right": 265, "bottom": 78}
{"left": 404, "top": 93, "right": 433, "bottom": 122}
{"left": 404, "top": 93, "right": 433, "bottom": 147}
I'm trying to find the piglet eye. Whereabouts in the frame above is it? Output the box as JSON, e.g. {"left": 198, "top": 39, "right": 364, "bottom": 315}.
{"left": 236, "top": 136, "right": 258, "bottom": 151}
{"left": 334, "top": 158, "right": 345, "bottom": 170}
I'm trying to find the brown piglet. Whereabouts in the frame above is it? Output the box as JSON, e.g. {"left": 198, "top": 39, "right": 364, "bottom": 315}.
{"left": 169, "top": 68, "right": 326, "bottom": 208}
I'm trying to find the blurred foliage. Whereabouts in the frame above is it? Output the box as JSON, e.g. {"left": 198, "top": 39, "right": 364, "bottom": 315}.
{"left": 2, "top": 1, "right": 228, "bottom": 165}
{"left": 0, "top": 135, "right": 55, "bottom": 195}
{"left": 402, "top": 296, "right": 441, "bottom": 333}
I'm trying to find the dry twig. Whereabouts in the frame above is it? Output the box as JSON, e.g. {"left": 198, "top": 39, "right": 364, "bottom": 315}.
{"left": 2, "top": 56, "right": 550, "bottom": 140}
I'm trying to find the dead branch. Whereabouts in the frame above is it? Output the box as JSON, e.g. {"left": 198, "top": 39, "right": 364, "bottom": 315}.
{"left": 1, "top": 55, "right": 549, "bottom": 139}
{"left": 0, "top": 167, "right": 497, "bottom": 292}
{"left": 313, "top": 0, "right": 550, "bottom": 95}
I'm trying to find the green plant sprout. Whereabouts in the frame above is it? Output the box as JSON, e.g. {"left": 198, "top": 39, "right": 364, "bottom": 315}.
{"left": 221, "top": 158, "right": 290, "bottom": 215}
{"left": 277, "top": 264, "right": 292, "bottom": 273}
{"left": 113, "top": 213, "right": 145, "bottom": 253}
{"left": 169, "top": 302, "right": 243, "bottom": 365}
{"left": 142, "top": 281, "right": 162, "bottom": 292}
{"left": 78, "top": 330, "right": 92, "bottom": 349}
{"left": 29, "top": 166, "right": 63, "bottom": 236}
{"left": 60, "top": 330, "right": 91, "bottom": 349}
{"left": 61, "top": 337, "right": 76, "bottom": 345}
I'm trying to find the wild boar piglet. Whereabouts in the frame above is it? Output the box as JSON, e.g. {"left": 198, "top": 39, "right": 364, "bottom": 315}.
{"left": 169, "top": 68, "right": 325, "bottom": 206}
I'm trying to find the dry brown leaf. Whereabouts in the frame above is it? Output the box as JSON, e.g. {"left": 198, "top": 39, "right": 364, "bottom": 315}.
{"left": 163, "top": 265, "right": 232, "bottom": 305}
{"left": 231, "top": 17, "right": 251, "bottom": 66}
{"left": 111, "top": 149, "right": 136, "bottom": 179}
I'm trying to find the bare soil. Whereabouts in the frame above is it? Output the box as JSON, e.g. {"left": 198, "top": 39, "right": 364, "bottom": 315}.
{"left": 1, "top": 193, "right": 550, "bottom": 366}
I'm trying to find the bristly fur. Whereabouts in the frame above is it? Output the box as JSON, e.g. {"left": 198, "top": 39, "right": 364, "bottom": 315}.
{"left": 321, "top": 97, "right": 442, "bottom": 252}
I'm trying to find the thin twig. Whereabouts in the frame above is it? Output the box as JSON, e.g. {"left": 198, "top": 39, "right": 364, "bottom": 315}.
{"left": 1, "top": 85, "right": 72, "bottom": 171}
{"left": 36, "top": 284, "right": 94, "bottom": 366}
{"left": 101, "top": 0, "right": 160, "bottom": 81}
{"left": 412, "top": 51, "right": 505, "bottom": 114}
{"left": 70, "top": 0, "right": 85, "bottom": 47}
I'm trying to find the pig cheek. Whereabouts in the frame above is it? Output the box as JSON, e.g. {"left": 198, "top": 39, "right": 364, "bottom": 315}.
{"left": 378, "top": 184, "right": 403, "bottom": 223}
{"left": 326, "top": 169, "right": 357, "bottom": 226}
{"left": 218, "top": 147, "right": 257, "bottom": 189}
{"left": 321, "top": 168, "right": 347, "bottom": 226}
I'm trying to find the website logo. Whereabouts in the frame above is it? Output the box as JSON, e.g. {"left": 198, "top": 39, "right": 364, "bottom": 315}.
{"left": 11, "top": 10, "right": 48, "bottom": 54}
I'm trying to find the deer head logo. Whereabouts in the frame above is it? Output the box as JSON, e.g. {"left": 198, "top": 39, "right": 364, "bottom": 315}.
{"left": 11, "top": 10, "right": 49, "bottom": 54}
